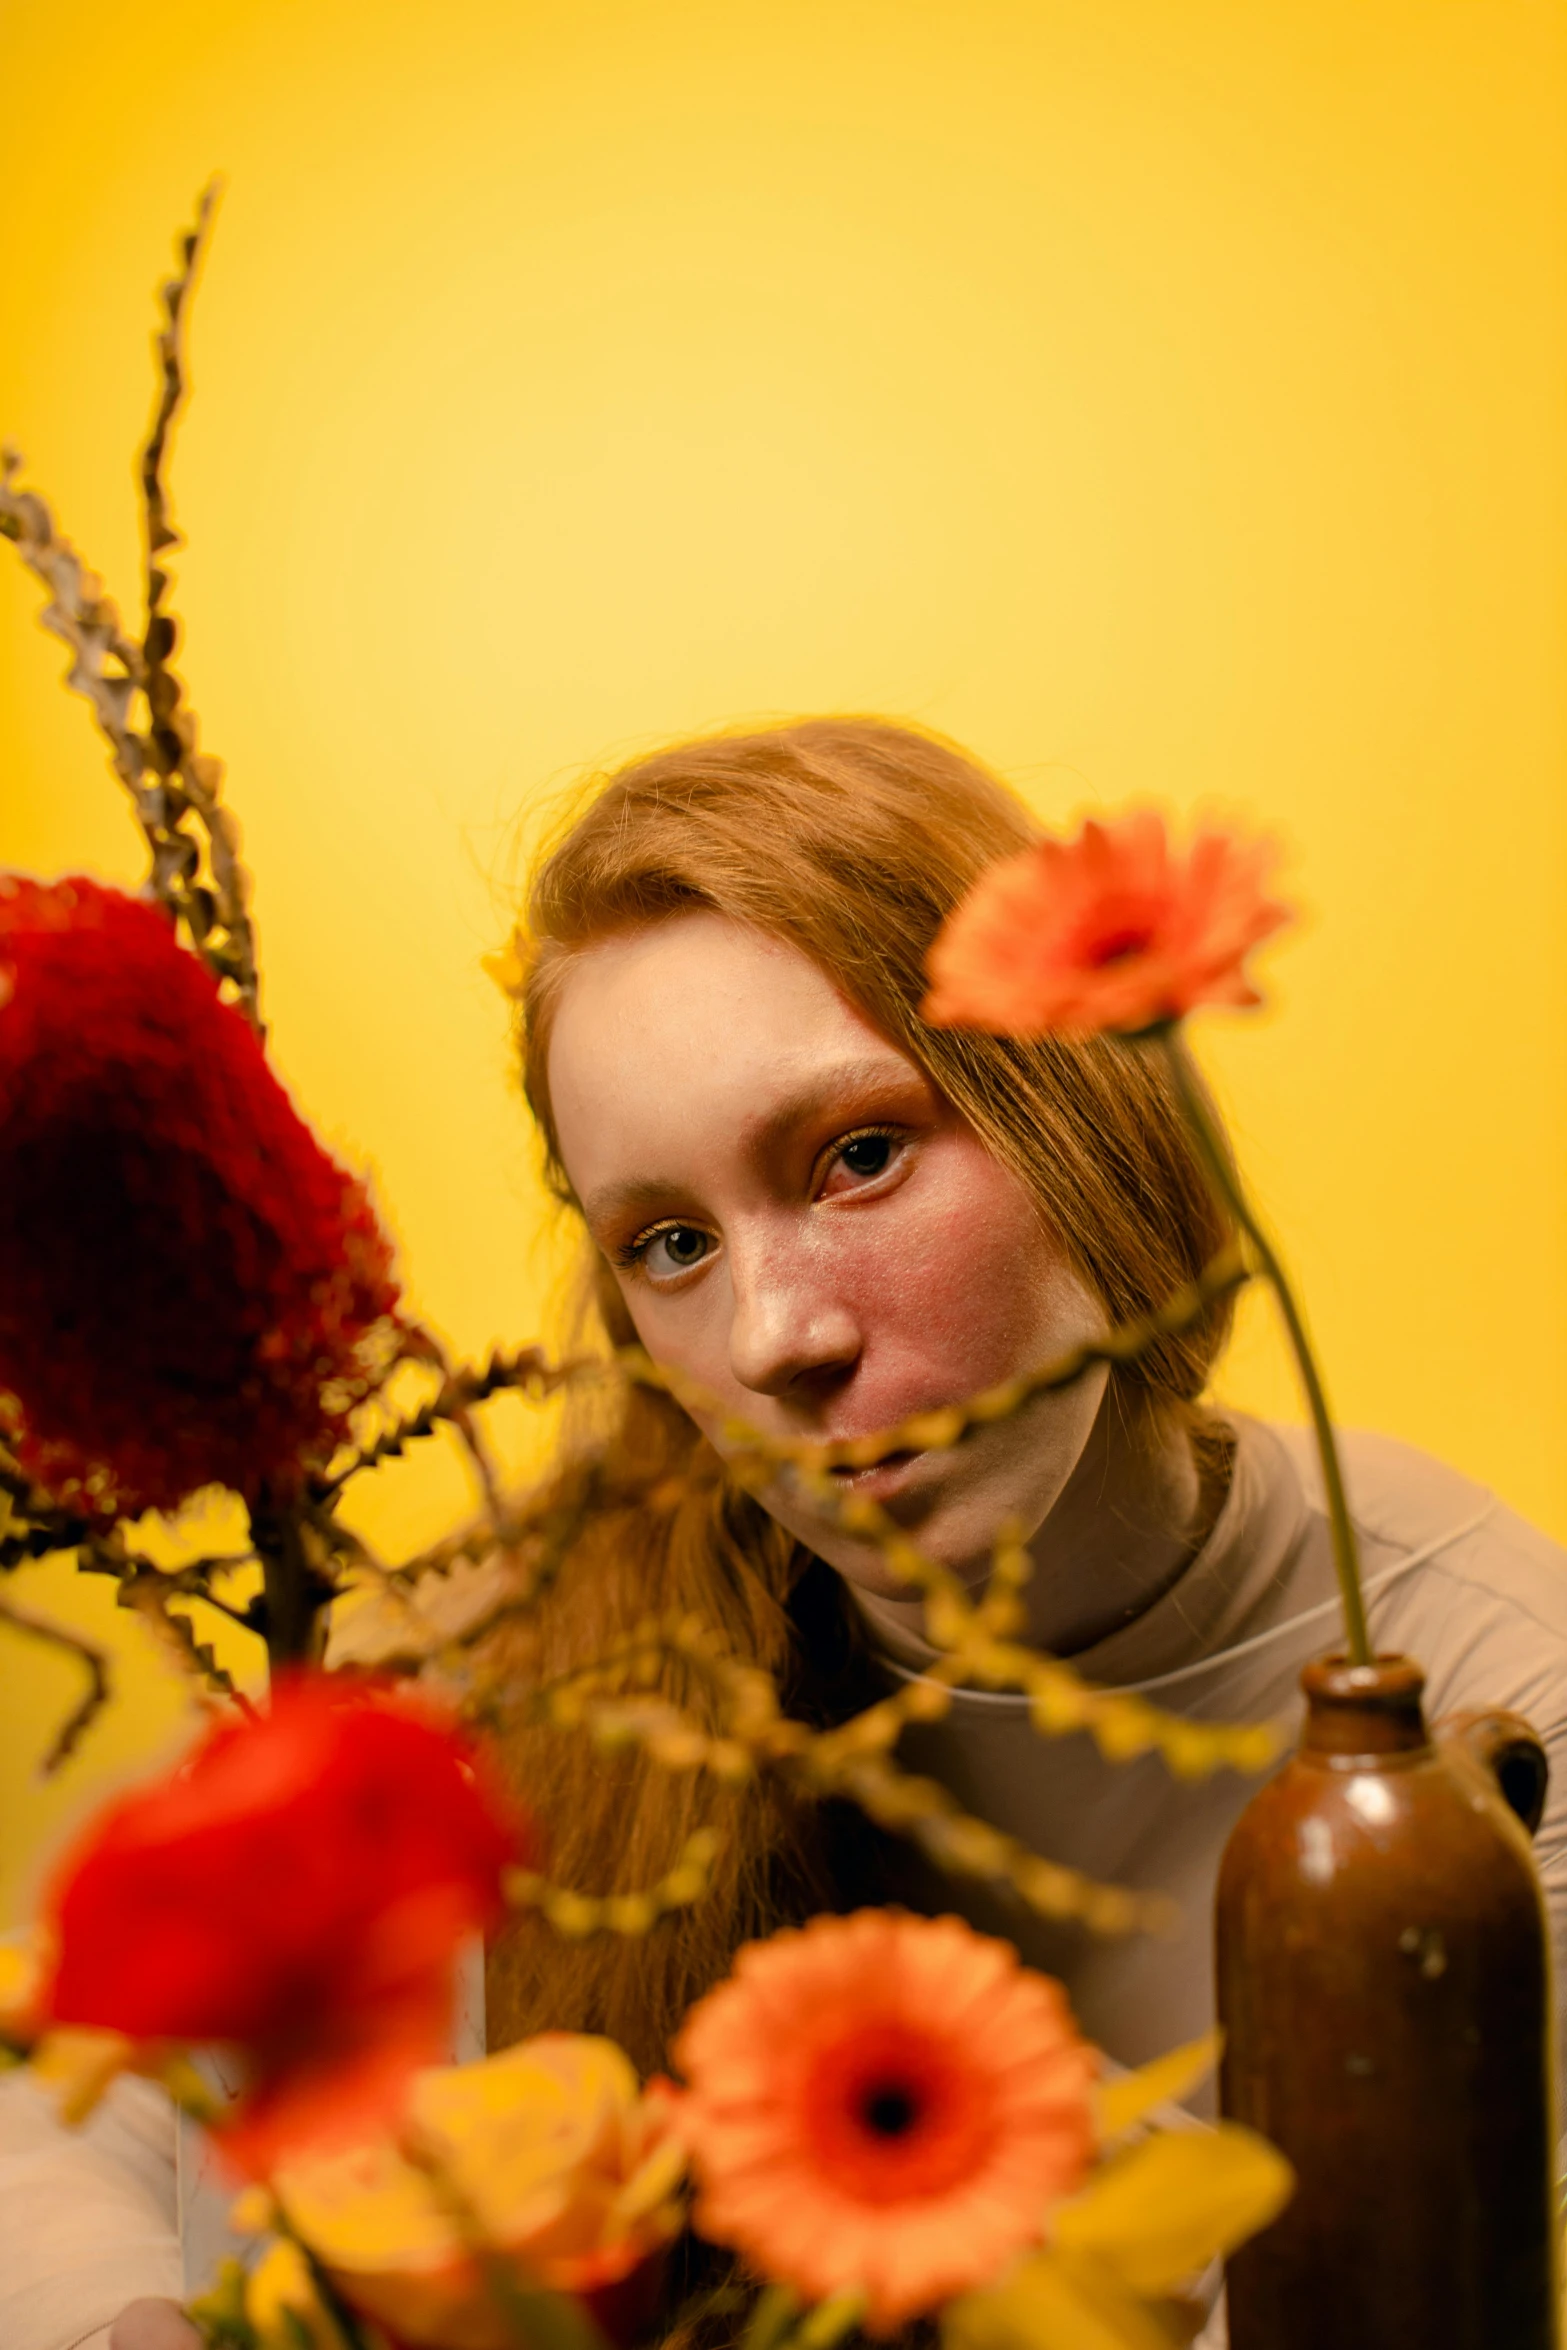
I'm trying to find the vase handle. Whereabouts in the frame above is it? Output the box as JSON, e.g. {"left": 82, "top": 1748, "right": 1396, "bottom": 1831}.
{"left": 1438, "top": 1708, "right": 1550, "bottom": 1836}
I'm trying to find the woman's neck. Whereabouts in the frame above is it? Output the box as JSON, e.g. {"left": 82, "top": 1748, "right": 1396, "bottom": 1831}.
{"left": 1017, "top": 1393, "right": 1224, "bottom": 1657}
{"left": 855, "top": 1392, "right": 1227, "bottom": 1666}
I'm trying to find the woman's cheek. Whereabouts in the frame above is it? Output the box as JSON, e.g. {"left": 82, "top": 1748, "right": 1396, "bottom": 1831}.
{"left": 834, "top": 1152, "right": 1096, "bottom": 1394}
{"left": 610, "top": 1266, "right": 736, "bottom": 1406}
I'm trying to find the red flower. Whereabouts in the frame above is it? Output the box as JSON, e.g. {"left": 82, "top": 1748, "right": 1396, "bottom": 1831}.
{"left": 0, "top": 874, "right": 400, "bottom": 1520}
{"left": 672, "top": 1911, "right": 1096, "bottom": 2332}
{"left": 922, "top": 810, "right": 1292, "bottom": 1037}
{"left": 38, "top": 1674, "right": 527, "bottom": 2172}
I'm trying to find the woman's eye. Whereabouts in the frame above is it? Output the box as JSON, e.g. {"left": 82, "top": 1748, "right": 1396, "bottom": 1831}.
{"left": 639, "top": 1224, "right": 713, "bottom": 1279}
{"left": 840, "top": 1133, "right": 894, "bottom": 1178}
{"left": 822, "top": 1128, "right": 904, "bottom": 1194}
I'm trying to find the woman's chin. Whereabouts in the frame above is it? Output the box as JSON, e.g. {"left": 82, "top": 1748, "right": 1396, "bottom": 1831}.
{"left": 775, "top": 1485, "right": 1009, "bottom": 1605}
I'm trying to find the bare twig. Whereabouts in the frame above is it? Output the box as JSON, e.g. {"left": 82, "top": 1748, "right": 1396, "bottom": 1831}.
{"left": 314, "top": 1345, "right": 588, "bottom": 1502}
{"left": 0, "top": 181, "right": 261, "bottom": 1025}
{"left": 504, "top": 1827, "right": 724, "bottom": 1940}
{"left": 136, "top": 178, "right": 262, "bottom": 1028}
{"left": 0, "top": 1593, "right": 110, "bottom": 1772}
{"left": 398, "top": 1324, "right": 505, "bottom": 1528}
{"left": 116, "top": 1573, "right": 257, "bottom": 1716}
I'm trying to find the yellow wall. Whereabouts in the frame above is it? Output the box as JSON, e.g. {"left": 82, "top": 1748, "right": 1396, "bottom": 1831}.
{"left": 2, "top": 0, "right": 1563, "bottom": 1921}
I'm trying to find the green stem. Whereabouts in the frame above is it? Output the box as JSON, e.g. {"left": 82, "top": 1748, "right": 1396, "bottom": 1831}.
{"left": 1156, "top": 1027, "right": 1372, "bottom": 1668}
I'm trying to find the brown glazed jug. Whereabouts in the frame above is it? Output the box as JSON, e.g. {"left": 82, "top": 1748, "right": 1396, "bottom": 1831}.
{"left": 1216, "top": 1655, "right": 1555, "bottom": 2349}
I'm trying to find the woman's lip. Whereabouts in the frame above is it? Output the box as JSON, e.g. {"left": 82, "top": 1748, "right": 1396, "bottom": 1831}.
{"left": 822, "top": 1447, "right": 927, "bottom": 1499}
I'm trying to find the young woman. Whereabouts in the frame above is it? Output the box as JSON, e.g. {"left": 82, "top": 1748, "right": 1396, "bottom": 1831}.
{"left": 483, "top": 716, "right": 1567, "bottom": 2089}
{"left": 22, "top": 716, "right": 1567, "bottom": 2350}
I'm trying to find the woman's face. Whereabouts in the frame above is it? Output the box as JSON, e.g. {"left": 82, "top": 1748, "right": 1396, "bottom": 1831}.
{"left": 547, "top": 913, "right": 1109, "bottom": 1598}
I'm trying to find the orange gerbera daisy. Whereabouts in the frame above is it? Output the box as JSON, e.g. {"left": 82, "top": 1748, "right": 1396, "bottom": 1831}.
{"left": 671, "top": 1910, "right": 1096, "bottom": 2333}
{"left": 922, "top": 809, "right": 1291, "bottom": 1038}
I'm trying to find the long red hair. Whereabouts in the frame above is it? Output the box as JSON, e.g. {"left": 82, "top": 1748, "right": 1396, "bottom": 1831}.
{"left": 485, "top": 717, "right": 1233, "bottom": 2070}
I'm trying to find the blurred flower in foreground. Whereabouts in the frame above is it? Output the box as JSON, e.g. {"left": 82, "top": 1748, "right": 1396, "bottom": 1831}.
{"left": 0, "top": 874, "right": 400, "bottom": 1519}
{"left": 246, "top": 2035, "right": 683, "bottom": 2350}
{"left": 35, "top": 1674, "right": 526, "bottom": 2172}
{"left": 196, "top": 2239, "right": 352, "bottom": 2350}
{"left": 922, "top": 811, "right": 1291, "bottom": 1039}
{"left": 672, "top": 1910, "right": 1096, "bottom": 2334}
{"left": 946, "top": 2116, "right": 1293, "bottom": 2350}
{"left": 0, "top": 1937, "right": 41, "bottom": 2051}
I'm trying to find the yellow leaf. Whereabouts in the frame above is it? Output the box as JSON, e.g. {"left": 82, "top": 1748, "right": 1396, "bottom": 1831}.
{"left": 1095, "top": 2036, "right": 1220, "bottom": 2144}
{"left": 1052, "top": 2126, "right": 1293, "bottom": 2296}
{"left": 945, "top": 2248, "right": 1185, "bottom": 2350}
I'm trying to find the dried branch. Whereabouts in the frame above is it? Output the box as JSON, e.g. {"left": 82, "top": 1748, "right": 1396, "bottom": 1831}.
{"left": 395, "top": 1323, "right": 508, "bottom": 1529}
{"left": 504, "top": 1827, "right": 724, "bottom": 1940}
{"left": 116, "top": 1572, "right": 257, "bottom": 1716}
{"left": 315, "top": 1345, "right": 586, "bottom": 1503}
{"left": 0, "top": 1592, "right": 111, "bottom": 1772}
{"left": 0, "top": 1487, "right": 91, "bottom": 1569}
{"left": 503, "top": 1607, "right": 1167, "bottom": 1938}
{"left": 136, "top": 179, "right": 261, "bottom": 1028}
{"left": 0, "top": 450, "right": 147, "bottom": 794}
{"left": 824, "top": 1751, "right": 1168, "bottom": 1936}
{"left": 0, "top": 182, "right": 262, "bottom": 1025}
{"left": 70, "top": 1531, "right": 258, "bottom": 1601}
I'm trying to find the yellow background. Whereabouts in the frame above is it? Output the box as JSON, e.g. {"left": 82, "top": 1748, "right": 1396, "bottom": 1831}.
{"left": 2, "top": 0, "right": 1563, "bottom": 1922}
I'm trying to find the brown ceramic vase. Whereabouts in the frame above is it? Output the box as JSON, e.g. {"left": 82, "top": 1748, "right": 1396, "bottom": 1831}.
{"left": 1216, "top": 1654, "right": 1555, "bottom": 2349}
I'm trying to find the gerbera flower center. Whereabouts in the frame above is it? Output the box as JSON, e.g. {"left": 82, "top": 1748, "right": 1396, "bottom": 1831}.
{"left": 1087, "top": 921, "right": 1157, "bottom": 967}
{"left": 859, "top": 2081, "right": 919, "bottom": 2137}
{"left": 802, "top": 2023, "right": 994, "bottom": 2205}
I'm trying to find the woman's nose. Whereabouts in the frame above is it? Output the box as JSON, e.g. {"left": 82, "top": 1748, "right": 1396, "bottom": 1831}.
{"left": 727, "top": 1244, "right": 862, "bottom": 1399}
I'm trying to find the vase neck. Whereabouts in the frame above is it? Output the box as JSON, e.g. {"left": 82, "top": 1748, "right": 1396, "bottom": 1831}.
{"left": 1299, "top": 1654, "right": 1430, "bottom": 1757}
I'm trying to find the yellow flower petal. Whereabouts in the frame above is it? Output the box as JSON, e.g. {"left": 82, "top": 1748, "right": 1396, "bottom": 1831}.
{"left": 482, "top": 936, "right": 532, "bottom": 999}
{"left": 248, "top": 2239, "right": 352, "bottom": 2350}
{"left": 944, "top": 2247, "right": 1183, "bottom": 2350}
{"left": 275, "top": 2135, "right": 456, "bottom": 2273}
{"left": 1051, "top": 2126, "right": 1293, "bottom": 2296}
{"left": 1094, "top": 2037, "right": 1220, "bottom": 2146}
{"left": 612, "top": 2123, "right": 688, "bottom": 2228}
{"left": 274, "top": 2032, "right": 683, "bottom": 2288}
{"left": 0, "top": 1939, "right": 39, "bottom": 2036}
{"left": 30, "top": 2027, "right": 137, "bottom": 2124}
{"left": 229, "top": 2185, "right": 278, "bottom": 2237}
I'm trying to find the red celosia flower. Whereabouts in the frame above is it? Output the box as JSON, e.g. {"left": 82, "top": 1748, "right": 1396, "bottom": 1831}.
{"left": 672, "top": 1910, "right": 1096, "bottom": 2333}
{"left": 0, "top": 874, "right": 400, "bottom": 1520}
{"left": 38, "top": 1674, "right": 528, "bottom": 2172}
{"left": 922, "top": 810, "right": 1292, "bottom": 1037}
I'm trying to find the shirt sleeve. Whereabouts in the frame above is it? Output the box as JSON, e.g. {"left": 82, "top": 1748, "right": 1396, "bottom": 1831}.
{"left": 0, "top": 2069, "right": 182, "bottom": 2350}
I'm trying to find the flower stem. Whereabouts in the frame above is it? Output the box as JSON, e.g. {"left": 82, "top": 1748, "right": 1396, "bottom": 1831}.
{"left": 249, "top": 1492, "right": 334, "bottom": 1672}
{"left": 270, "top": 2197, "right": 381, "bottom": 2350}
{"left": 1155, "top": 1026, "right": 1372, "bottom": 1668}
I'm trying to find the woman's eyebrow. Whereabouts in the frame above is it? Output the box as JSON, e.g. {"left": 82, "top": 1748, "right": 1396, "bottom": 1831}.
{"left": 741, "top": 1055, "right": 930, "bottom": 1167}
{"left": 580, "top": 1173, "right": 686, "bottom": 1233}
{"left": 580, "top": 1056, "right": 929, "bottom": 1233}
